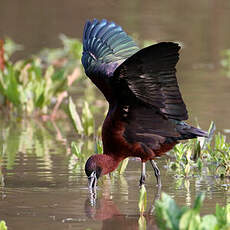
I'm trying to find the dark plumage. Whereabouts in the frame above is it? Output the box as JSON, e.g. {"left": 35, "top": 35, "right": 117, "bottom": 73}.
{"left": 82, "top": 19, "right": 208, "bottom": 190}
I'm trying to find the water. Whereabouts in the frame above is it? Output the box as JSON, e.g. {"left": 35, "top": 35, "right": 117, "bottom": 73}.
{"left": 1, "top": 0, "right": 230, "bottom": 229}
{"left": 0, "top": 119, "right": 230, "bottom": 230}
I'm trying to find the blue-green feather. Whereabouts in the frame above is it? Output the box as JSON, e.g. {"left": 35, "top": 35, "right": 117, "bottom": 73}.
{"left": 82, "top": 19, "right": 139, "bottom": 78}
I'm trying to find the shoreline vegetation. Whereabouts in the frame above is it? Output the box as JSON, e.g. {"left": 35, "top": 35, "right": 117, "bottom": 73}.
{"left": 0, "top": 36, "right": 83, "bottom": 119}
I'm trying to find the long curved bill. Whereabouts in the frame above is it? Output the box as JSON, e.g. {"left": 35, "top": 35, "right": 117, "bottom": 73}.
{"left": 88, "top": 171, "right": 97, "bottom": 192}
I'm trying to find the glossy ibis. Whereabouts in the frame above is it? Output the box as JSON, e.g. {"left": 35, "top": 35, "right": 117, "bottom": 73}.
{"left": 82, "top": 19, "right": 207, "bottom": 191}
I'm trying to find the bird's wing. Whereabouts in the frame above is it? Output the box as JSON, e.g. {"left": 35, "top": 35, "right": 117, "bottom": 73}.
{"left": 112, "top": 42, "right": 188, "bottom": 120}
{"left": 120, "top": 104, "right": 180, "bottom": 152}
{"left": 81, "top": 19, "right": 139, "bottom": 79}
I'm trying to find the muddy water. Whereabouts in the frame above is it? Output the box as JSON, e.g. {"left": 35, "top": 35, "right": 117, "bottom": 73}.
{"left": 0, "top": 119, "right": 230, "bottom": 230}
{"left": 0, "top": 0, "right": 230, "bottom": 229}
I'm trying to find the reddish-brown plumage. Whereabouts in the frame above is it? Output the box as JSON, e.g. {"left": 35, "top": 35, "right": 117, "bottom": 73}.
{"left": 101, "top": 105, "right": 152, "bottom": 161}
{"left": 87, "top": 103, "right": 177, "bottom": 175}
{"left": 86, "top": 154, "right": 122, "bottom": 176}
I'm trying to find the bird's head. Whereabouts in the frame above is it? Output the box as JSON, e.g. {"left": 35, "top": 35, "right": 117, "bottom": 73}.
{"left": 85, "top": 154, "right": 122, "bottom": 191}
{"left": 85, "top": 155, "right": 103, "bottom": 191}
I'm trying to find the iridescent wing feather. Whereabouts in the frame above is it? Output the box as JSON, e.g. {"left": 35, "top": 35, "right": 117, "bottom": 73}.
{"left": 82, "top": 19, "right": 139, "bottom": 78}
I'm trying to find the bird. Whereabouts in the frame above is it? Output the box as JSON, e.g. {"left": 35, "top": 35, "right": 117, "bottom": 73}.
{"left": 82, "top": 19, "right": 208, "bottom": 191}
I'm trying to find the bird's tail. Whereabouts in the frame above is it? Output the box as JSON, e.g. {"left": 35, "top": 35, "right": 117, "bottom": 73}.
{"left": 175, "top": 121, "right": 208, "bottom": 140}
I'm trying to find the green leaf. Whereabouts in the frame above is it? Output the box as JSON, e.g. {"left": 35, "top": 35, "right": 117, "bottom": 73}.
{"left": 155, "top": 192, "right": 186, "bottom": 230}
{"left": 117, "top": 158, "right": 129, "bottom": 175}
{"left": 35, "top": 93, "right": 45, "bottom": 108}
{"left": 71, "top": 141, "right": 81, "bottom": 158}
{"left": 0, "top": 220, "right": 7, "bottom": 230}
{"left": 179, "top": 210, "right": 200, "bottom": 230}
{"left": 200, "top": 215, "right": 217, "bottom": 230}
{"left": 4, "top": 37, "right": 23, "bottom": 59}
{"left": 215, "top": 204, "right": 225, "bottom": 226}
{"left": 82, "top": 101, "right": 94, "bottom": 136}
{"left": 184, "top": 163, "right": 190, "bottom": 177}
{"left": 94, "top": 139, "right": 103, "bottom": 154}
{"left": 59, "top": 34, "right": 83, "bottom": 60}
{"left": 4, "top": 64, "right": 21, "bottom": 105}
{"left": 138, "top": 185, "right": 147, "bottom": 214}
{"left": 68, "top": 97, "right": 83, "bottom": 135}
{"left": 52, "top": 68, "right": 65, "bottom": 81}
{"left": 226, "top": 204, "right": 230, "bottom": 224}
{"left": 200, "top": 121, "right": 216, "bottom": 149}
{"left": 193, "top": 193, "right": 205, "bottom": 213}
{"left": 138, "top": 215, "right": 146, "bottom": 230}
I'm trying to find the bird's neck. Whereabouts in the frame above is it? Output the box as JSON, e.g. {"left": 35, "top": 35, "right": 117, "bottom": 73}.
{"left": 95, "top": 154, "right": 124, "bottom": 175}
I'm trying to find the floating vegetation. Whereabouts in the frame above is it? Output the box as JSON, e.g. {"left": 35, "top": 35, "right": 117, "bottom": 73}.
{"left": 155, "top": 192, "right": 230, "bottom": 230}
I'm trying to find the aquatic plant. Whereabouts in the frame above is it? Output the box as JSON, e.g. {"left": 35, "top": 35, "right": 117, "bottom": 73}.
{"left": 68, "top": 97, "right": 95, "bottom": 137}
{"left": 204, "top": 132, "right": 230, "bottom": 177}
{"left": 68, "top": 97, "right": 84, "bottom": 135}
{"left": 38, "top": 34, "right": 82, "bottom": 72}
{"left": 167, "top": 121, "right": 230, "bottom": 177}
{"left": 0, "top": 221, "right": 7, "bottom": 230}
{"left": 167, "top": 141, "right": 192, "bottom": 177}
{"left": 1, "top": 59, "right": 68, "bottom": 113}
{"left": 116, "top": 158, "right": 129, "bottom": 175}
{"left": 139, "top": 185, "right": 147, "bottom": 214}
{"left": 0, "top": 37, "right": 82, "bottom": 116}
{"left": 221, "top": 49, "right": 230, "bottom": 78}
{"left": 155, "top": 192, "right": 230, "bottom": 230}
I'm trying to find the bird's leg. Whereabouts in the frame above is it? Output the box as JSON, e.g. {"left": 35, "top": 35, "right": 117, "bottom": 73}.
{"left": 139, "top": 162, "right": 146, "bottom": 186}
{"left": 150, "top": 160, "right": 161, "bottom": 187}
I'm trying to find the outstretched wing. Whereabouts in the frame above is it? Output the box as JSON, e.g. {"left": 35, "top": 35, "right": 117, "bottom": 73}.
{"left": 112, "top": 42, "right": 188, "bottom": 121}
{"left": 81, "top": 19, "right": 139, "bottom": 79}
{"left": 121, "top": 104, "right": 180, "bottom": 151}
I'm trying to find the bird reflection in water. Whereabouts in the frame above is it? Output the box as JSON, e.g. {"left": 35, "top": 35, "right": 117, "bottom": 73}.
{"left": 85, "top": 185, "right": 161, "bottom": 230}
